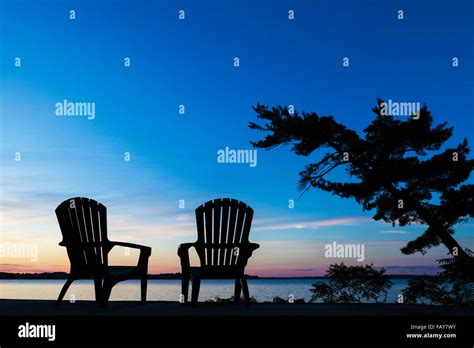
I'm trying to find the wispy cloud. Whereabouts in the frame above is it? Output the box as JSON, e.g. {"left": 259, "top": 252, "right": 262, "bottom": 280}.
{"left": 253, "top": 217, "right": 371, "bottom": 231}
{"left": 378, "top": 230, "right": 410, "bottom": 235}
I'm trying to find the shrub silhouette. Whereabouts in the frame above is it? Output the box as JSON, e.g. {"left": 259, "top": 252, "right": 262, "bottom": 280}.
{"left": 403, "top": 275, "right": 474, "bottom": 306}
{"left": 309, "top": 263, "right": 392, "bottom": 303}
{"left": 401, "top": 276, "right": 445, "bottom": 305}
{"left": 272, "top": 296, "right": 287, "bottom": 304}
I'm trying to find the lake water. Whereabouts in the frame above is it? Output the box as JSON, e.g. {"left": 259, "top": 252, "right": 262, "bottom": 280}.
{"left": 0, "top": 278, "right": 410, "bottom": 303}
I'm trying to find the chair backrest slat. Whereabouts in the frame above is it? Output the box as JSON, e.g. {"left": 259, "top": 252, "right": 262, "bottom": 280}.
{"left": 224, "top": 201, "right": 238, "bottom": 266}
{"left": 98, "top": 202, "right": 108, "bottom": 266}
{"left": 82, "top": 202, "right": 101, "bottom": 267}
{"left": 219, "top": 202, "right": 230, "bottom": 266}
{"left": 79, "top": 203, "right": 98, "bottom": 267}
{"left": 69, "top": 202, "right": 89, "bottom": 265}
{"left": 212, "top": 200, "right": 221, "bottom": 266}
{"left": 230, "top": 205, "right": 246, "bottom": 266}
{"left": 204, "top": 202, "right": 213, "bottom": 265}
{"left": 195, "top": 205, "right": 206, "bottom": 263}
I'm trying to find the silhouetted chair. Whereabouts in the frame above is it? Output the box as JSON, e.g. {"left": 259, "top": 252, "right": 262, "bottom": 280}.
{"left": 178, "top": 198, "right": 260, "bottom": 305}
{"left": 55, "top": 197, "right": 152, "bottom": 305}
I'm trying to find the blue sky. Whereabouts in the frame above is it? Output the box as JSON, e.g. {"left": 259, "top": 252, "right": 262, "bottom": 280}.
{"left": 0, "top": 0, "right": 473, "bottom": 276}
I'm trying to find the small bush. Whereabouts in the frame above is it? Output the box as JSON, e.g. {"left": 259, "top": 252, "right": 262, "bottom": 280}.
{"left": 310, "top": 263, "right": 392, "bottom": 303}
{"left": 403, "top": 276, "right": 473, "bottom": 306}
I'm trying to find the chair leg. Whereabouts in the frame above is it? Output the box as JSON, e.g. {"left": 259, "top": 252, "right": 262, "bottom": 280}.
{"left": 94, "top": 276, "right": 103, "bottom": 304}
{"left": 191, "top": 277, "right": 201, "bottom": 306}
{"left": 241, "top": 277, "right": 250, "bottom": 306}
{"left": 181, "top": 272, "right": 190, "bottom": 303}
{"left": 102, "top": 277, "right": 114, "bottom": 306}
{"left": 56, "top": 278, "right": 74, "bottom": 305}
{"left": 234, "top": 278, "right": 242, "bottom": 304}
{"left": 141, "top": 274, "right": 148, "bottom": 303}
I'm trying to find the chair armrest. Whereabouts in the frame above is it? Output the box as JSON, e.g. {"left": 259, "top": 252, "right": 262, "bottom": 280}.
{"left": 177, "top": 242, "right": 196, "bottom": 271}
{"left": 237, "top": 242, "right": 260, "bottom": 264}
{"left": 109, "top": 241, "right": 152, "bottom": 269}
{"left": 242, "top": 242, "right": 260, "bottom": 255}
{"left": 109, "top": 241, "right": 152, "bottom": 255}
{"left": 248, "top": 242, "right": 260, "bottom": 251}
{"left": 177, "top": 242, "right": 196, "bottom": 256}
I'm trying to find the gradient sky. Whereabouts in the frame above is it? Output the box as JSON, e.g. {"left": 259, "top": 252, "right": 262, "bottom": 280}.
{"left": 1, "top": 0, "right": 473, "bottom": 276}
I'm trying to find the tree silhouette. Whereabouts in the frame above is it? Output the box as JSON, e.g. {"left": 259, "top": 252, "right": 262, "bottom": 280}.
{"left": 249, "top": 99, "right": 474, "bottom": 279}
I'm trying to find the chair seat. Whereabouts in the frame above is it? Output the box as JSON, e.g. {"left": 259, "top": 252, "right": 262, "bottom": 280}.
{"left": 190, "top": 266, "right": 244, "bottom": 279}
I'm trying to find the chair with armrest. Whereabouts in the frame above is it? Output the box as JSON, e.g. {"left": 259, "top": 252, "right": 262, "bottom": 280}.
{"left": 178, "top": 198, "right": 260, "bottom": 305}
{"left": 55, "top": 197, "right": 151, "bottom": 305}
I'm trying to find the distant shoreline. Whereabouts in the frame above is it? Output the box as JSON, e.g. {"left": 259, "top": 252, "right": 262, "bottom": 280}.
{"left": 0, "top": 272, "right": 426, "bottom": 280}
